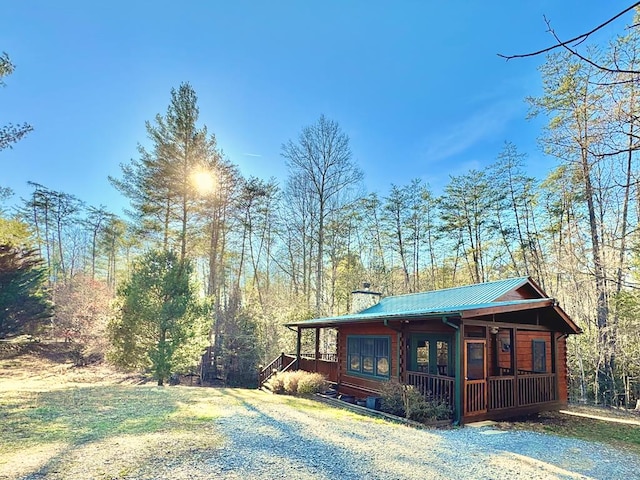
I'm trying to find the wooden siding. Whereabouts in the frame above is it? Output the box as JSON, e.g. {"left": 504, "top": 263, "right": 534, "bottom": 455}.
{"left": 404, "top": 321, "right": 453, "bottom": 334}
{"left": 298, "top": 357, "right": 338, "bottom": 383}
{"left": 486, "top": 328, "right": 512, "bottom": 375}
{"left": 495, "top": 284, "right": 540, "bottom": 301}
{"left": 497, "top": 330, "right": 511, "bottom": 372}
{"left": 516, "top": 330, "right": 552, "bottom": 373}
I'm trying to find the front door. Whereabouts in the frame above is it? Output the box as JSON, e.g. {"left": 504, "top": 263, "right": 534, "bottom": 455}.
{"left": 464, "top": 339, "right": 487, "bottom": 416}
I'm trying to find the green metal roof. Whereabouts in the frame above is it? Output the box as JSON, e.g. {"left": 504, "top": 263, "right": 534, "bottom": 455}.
{"left": 285, "top": 276, "right": 580, "bottom": 333}
{"left": 362, "top": 276, "right": 530, "bottom": 315}
{"left": 286, "top": 298, "right": 551, "bottom": 327}
{"left": 287, "top": 277, "right": 541, "bottom": 325}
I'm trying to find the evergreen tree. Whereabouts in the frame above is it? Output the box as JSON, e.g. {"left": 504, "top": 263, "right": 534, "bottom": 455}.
{"left": 108, "top": 249, "right": 208, "bottom": 385}
{"left": 0, "top": 244, "right": 52, "bottom": 338}
{"left": 0, "top": 52, "right": 32, "bottom": 152}
{"left": 110, "top": 82, "right": 221, "bottom": 260}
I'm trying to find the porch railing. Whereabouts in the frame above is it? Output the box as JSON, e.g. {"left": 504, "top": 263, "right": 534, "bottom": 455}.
{"left": 518, "top": 373, "right": 556, "bottom": 406}
{"left": 259, "top": 352, "right": 339, "bottom": 387}
{"left": 406, "top": 371, "right": 455, "bottom": 407}
{"left": 299, "top": 352, "right": 338, "bottom": 362}
{"left": 487, "top": 376, "right": 516, "bottom": 410}
{"left": 487, "top": 373, "right": 556, "bottom": 410}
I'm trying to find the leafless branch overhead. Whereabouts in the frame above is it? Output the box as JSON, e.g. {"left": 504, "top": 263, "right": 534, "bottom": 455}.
{"left": 498, "top": 2, "right": 640, "bottom": 61}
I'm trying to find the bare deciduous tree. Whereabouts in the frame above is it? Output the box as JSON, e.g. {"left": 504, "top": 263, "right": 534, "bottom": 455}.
{"left": 281, "top": 115, "right": 363, "bottom": 315}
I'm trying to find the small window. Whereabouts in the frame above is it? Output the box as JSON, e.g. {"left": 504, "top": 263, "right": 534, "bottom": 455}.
{"left": 347, "top": 336, "right": 391, "bottom": 379}
{"left": 417, "top": 342, "right": 429, "bottom": 371}
{"left": 437, "top": 340, "right": 448, "bottom": 374}
{"left": 532, "top": 340, "right": 546, "bottom": 373}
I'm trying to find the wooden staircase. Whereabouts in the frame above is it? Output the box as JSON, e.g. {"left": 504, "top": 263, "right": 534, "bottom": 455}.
{"left": 200, "top": 346, "right": 226, "bottom": 386}
{"left": 258, "top": 353, "right": 297, "bottom": 388}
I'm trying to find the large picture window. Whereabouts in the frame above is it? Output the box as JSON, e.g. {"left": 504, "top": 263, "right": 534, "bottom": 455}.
{"left": 347, "top": 336, "right": 390, "bottom": 379}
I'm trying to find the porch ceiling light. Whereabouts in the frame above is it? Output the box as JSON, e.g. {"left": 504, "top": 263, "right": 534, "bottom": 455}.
{"left": 490, "top": 326, "right": 499, "bottom": 335}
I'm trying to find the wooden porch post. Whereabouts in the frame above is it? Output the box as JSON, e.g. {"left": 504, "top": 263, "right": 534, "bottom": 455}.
{"left": 296, "top": 327, "right": 302, "bottom": 370}
{"left": 551, "top": 333, "right": 559, "bottom": 401}
{"left": 398, "top": 332, "right": 404, "bottom": 383}
{"left": 455, "top": 322, "right": 464, "bottom": 425}
{"left": 513, "top": 327, "right": 519, "bottom": 407}
{"left": 315, "top": 328, "right": 320, "bottom": 372}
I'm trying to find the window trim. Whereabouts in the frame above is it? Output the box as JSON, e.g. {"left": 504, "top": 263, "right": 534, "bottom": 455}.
{"left": 347, "top": 335, "right": 391, "bottom": 380}
{"left": 408, "top": 334, "right": 454, "bottom": 376}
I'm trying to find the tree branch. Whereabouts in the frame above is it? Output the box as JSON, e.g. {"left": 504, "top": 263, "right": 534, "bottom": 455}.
{"left": 498, "top": 3, "right": 640, "bottom": 63}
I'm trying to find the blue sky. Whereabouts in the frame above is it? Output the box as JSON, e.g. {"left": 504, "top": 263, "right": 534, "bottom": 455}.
{"left": 0, "top": 1, "right": 629, "bottom": 215}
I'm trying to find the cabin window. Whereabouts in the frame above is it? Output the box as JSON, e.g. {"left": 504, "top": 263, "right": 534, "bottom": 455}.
{"left": 437, "top": 341, "right": 448, "bottom": 374}
{"left": 417, "top": 343, "right": 429, "bottom": 369}
{"left": 532, "top": 340, "right": 546, "bottom": 373}
{"left": 408, "top": 335, "right": 453, "bottom": 376}
{"left": 347, "top": 336, "right": 390, "bottom": 379}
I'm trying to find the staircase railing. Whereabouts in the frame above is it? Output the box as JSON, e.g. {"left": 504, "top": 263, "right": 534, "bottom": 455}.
{"left": 258, "top": 353, "right": 297, "bottom": 387}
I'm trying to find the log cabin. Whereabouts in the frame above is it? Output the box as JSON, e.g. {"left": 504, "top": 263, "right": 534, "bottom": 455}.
{"left": 260, "top": 277, "right": 581, "bottom": 425}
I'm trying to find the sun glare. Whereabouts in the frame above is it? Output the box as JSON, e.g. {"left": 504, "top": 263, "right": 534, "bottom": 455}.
{"left": 191, "top": 170, "right": 216, "bottom": 194}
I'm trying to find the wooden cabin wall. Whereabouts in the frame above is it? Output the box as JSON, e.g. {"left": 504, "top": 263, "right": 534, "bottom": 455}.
{"left": 337, "top": 324, "right": 400, "bottom": 397}
{"left": 516, "top": 330, "right": 551, "bottom": 373}
{"left": 403, "top": 321, "right": 452, "bottom": 334}
{"left": 557, "top": 335, "right": 568, "bottom": 404}
{"left": 298, "top": 357, "right": 338, "bottom": 383}
{"left": 495, "top": 284, "right": 539, "bottom": 302}
{"left": 497, "top": 330, "right": 511, "bottom": 371}
{"left": 487, "top": 329, "right": 513, "bottom": 375}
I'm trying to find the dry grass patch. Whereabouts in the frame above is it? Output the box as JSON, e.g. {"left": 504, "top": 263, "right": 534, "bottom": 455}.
{"left": 0, "top": 346, "right": 226, "bottom": 480}
{"left": 496, "top": 405, "right": 640, "bottom": 455}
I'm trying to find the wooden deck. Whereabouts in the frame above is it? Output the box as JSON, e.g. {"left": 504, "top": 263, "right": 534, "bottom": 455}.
{"left": 258, "top": 355, "right": 559, "bottom": 421}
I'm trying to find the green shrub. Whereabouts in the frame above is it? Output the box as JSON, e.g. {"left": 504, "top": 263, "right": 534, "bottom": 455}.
{"left": 266, "top": 370, "right": 328, "bottom": 396}
{"left": 297, "top": 372, "right": 329, "bottom": 395}
{"left": 379, "top": 380, "right": 405, "bottom": 416}
{"left": 404, "top": 390, "right": 451, "bottom": 422}
{"left": 379, "top": 380, "right": 451, "bottom": 422}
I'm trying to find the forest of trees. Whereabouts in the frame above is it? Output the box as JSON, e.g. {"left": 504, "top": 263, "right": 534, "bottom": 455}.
{"left": 2, "top": 11, "right": 640, "bottom": 402}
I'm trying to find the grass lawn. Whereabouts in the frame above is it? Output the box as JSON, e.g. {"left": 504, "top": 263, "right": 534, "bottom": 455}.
{"left": 0, "top": 343, "right": 366, "bottom": 479}
{"left": 0, "top": 342, "right": 231, "bottom": 479}
{"left": 2, "top": 342, "right": 639, "bottom": 478}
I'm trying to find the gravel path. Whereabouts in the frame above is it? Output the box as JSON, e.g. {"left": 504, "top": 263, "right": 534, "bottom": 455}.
{"left": 161, "top": 390, "right": 640, "bottom": 480}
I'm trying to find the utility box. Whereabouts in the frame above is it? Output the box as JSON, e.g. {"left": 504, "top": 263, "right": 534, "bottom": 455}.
{"left": 366, "top": 396, "right": 381, "bottom": 410}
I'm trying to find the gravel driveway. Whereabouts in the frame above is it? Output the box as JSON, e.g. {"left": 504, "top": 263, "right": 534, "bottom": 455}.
{"left": 160, "top": 389, "right": 640, "bottom": 480}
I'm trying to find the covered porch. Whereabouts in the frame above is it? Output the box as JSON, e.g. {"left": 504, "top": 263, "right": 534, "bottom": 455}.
{"left": 260, "top": 323, "right": 564, "bottom": 423}
{"left": 262, "top": 277, "right": 580, "bottom": 424}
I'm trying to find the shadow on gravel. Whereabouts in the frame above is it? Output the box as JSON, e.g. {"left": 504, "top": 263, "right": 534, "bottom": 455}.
{"left": 220, "top": 389, "right": 466, "bottom": 479}
{"left": 221, "top": 389, "right": 374, "bottom": 478}
{"left": 221, "top": 389, "right": 640, "bottom": 480}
